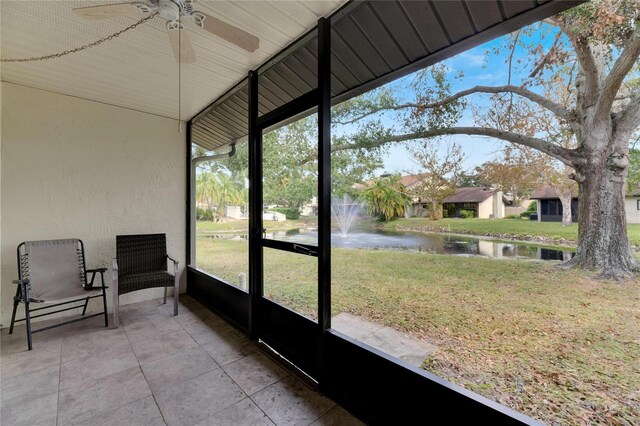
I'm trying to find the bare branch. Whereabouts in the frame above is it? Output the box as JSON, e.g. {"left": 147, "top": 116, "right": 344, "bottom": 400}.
{"left": 333, "top": 102, "right": 420, "bottom": 125}
{"left": 528, "top": 31, "right": 563, "bottom": 80}
{"left": 595, "top": 28, "right": 640, "bottom": 121}
{"left": 334, "top": 85, "right": 575, "bottom": 125}
{"left": 423, "top": 85, "right": 574, "bottom": 121}
{"left": 302, "top": 127, "right": 580, "bottom": 166}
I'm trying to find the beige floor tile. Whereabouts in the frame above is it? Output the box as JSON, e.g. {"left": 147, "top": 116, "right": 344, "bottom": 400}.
{"left": 201, "top": 332, "right": 256, "bottom": 366}
{"left": 223, "top": 352, "right": 289, "bottom": 396}
{"left": 0, "top": 392, "right": 57, "bottom": 426}
{"left": 59, "top": 340, "right": 139, "bottom": 390}
{"left": 195, "top": 398, "right": 274, "bottom": 426}
{"left": 63, "top": 395, "right": 165, "bottom": 426}
{"left": 142, "top": 346, "right": 219, "bottom": 392}
{"left": 130, "top": 329, "right": 198, "bottom": 365}
{"left": 1, "top": 365, "right": 59, "bottom": 408}
{"left": 58, "top": 366, "right": 151, "bottom": 424}
{"left": 154, "top": 369, "right": 245, "bottom": 426}
{"left": 251, "top": 376, "right": 336, "bottom": 426}
{"left": 310, "top": 406, "right": 365, "bottom": 426}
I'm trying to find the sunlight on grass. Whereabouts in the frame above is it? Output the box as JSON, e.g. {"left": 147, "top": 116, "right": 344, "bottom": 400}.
{"left": 196, "top": 235, "right": 640, "bottom": 424}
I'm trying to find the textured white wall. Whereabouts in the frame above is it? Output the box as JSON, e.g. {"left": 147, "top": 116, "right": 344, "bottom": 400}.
{"left": 625, "top": 197, "right": 640, "bottom": 224}
{"left": 0, "top": 83, "right": 186, "bottom": 327}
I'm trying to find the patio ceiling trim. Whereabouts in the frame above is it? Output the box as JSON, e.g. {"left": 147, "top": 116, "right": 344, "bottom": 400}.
{"left": 191, "top": 0, "right": 584, "bottom": 152}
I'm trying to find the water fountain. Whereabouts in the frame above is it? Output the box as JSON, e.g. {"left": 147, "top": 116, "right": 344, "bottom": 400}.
{"left": 331, "top": 194, "right": 362, "bottom": 237}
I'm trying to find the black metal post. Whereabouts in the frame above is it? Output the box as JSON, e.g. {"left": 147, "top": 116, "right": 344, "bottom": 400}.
{"left": 186, "top": 121, "right": 193, "bottom": 268}
{"left": 317, "top": 16, "right": 332, "bottom": 390}
{"left": 248, "top": 70, "right": 261, "bottom": 339}
{"left": 318, "top": 17, "right": 331, "bottom": 333}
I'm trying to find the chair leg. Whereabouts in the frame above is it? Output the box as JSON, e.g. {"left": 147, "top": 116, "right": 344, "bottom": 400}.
{"left": 163, "top": 286, "right": 167, "bottom": 305}
{"left": 113, "top": 292, "right": 119, "bottom": 328}
{"left": 9, "top": 285, "right": 20, "bottom": 334}
{"left": 173, "top": 276, "right": 179, "bottom": 317}
{"left": 101, "top": 272, "right": 109, "bottom": 328}
{"left": 81, "top": 297, "right": 90, "bottom": 316}
{"left": 24, "top": 302, "right": 33, "bottom": 351}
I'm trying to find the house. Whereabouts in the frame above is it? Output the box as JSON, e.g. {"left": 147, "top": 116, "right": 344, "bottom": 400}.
{"left": 441, "top": 187, "right": 506, "bottom": 219}
{"left": 532, "top": 185, "right": 640, "bottom": 224}
{"left": 530, "top": 186, "right": 578, "bottom": 223}
{"left": 396, "top": 175, "right": 507, "bottom": 219}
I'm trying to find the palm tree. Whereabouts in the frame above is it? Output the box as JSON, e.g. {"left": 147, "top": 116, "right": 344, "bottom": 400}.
{"left": 360, "top": 175, "right": 411, "bottom": 222}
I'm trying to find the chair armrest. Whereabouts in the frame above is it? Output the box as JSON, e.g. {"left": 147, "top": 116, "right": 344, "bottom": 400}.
{"left": 167, "top": 255, "right": 179, "bottom": 265}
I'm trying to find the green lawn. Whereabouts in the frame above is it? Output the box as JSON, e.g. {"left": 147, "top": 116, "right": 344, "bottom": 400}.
{"left": 377, "top": 217, "right": 640, "bottom": 246}
{"left": 196, "top": 236, "right": 640, "bottom": 424}
{"left": 196, "top": 218, "right": 313, "bottom": 233}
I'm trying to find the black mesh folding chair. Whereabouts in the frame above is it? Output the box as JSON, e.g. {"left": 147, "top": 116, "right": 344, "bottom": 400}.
{"left": 112, "top": 233, "right": 179, "bottom": 328}
{"left": 10, "top": 239, "right": 109, "bottom": 350}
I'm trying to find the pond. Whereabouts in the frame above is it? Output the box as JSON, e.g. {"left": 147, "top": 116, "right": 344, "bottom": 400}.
{"left": 207, "top": 228, "right": 575, "bottom": 261}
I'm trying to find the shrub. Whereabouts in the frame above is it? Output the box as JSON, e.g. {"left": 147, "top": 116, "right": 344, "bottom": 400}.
{"left": 429, "top": 209, "right": 443, "bottom": 220}
{"left": 520, "top": 201, "right": 538, "bottom": 218}
{"left": 459, "top": 210, "right": 475, "bottom": 219}
{"left": 196, "top": 207, "right": 215, "bottom": 221}
{"left": 506, "top": 214, "right": 521, "bottom": 219}
{"left": 272, "top": 207, "right": 301, "bottom": 220}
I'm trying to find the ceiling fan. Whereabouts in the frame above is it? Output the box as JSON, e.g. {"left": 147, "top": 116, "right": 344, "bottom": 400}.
{"left": 72, "top": 0, "right": 260, "bottom": 62}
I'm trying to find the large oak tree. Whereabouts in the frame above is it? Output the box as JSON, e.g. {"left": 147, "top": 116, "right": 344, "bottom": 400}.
{"left": 331, "top": 0, "right": 640, "bottom": 278}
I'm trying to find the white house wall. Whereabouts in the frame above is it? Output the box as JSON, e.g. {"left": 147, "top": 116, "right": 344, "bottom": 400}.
{"left": 625, "top": 197, "right": 640, "bottom": 224}
{"left": 478, "top": 198, "right": 493, "bottom": 219}
{"left": 0, "top": 83, "right": 186, "bottom": 327}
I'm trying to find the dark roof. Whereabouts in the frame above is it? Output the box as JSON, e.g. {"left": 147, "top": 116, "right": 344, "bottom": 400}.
{"left": 443, "top": 187, "right": 495, "bottom": 204}
{"left": 532, "top": 185, "right": 640, "bottom": 199}
{"left": 530, "top": 185, "right": 560, "bottom": 199}
{"left": 191, "top": 0, "right": 582, "bottom": 151}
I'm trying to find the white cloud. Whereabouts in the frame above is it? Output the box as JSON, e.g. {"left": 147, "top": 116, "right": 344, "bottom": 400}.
{"left": 459, "top": 51, "right": 486, "bottom": 67}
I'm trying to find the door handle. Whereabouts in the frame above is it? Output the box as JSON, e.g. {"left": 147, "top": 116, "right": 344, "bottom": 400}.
{"left": 293, "top": 244, "right": 317, "bottom": 256}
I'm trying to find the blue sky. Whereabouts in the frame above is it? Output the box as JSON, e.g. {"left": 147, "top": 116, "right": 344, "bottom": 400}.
{"left": 361, "top": 22, "right": 560, "bottom": 176}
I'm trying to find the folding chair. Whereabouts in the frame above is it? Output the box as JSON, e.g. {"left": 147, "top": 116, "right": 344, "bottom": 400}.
{"left": 112, "top": 233, "right": 179, "bottom": 328}
{"left": 10, "top": 239, "right": 109, "bottom": 350}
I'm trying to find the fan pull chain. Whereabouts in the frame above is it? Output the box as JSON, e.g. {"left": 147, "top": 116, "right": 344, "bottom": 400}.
{"left": 1, "top": 13, "right": 158, "bottom": 63}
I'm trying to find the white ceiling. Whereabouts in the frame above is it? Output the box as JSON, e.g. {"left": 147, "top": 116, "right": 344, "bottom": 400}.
{"left": 0, "top": 0, "right": 345, "bottom": 121}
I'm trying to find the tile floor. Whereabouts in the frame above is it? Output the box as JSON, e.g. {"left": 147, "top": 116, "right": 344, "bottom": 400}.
{"left": 0, "top": 296, "right": 364, "bottom": 426}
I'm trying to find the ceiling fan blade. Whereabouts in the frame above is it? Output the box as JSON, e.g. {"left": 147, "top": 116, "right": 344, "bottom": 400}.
{"left": 167, "top": 28, "right": 196, "bottom": 63}
{"left": 72, "top": 3, "right": 140, "bottom": 19}
{"left": 200, "top": 12, "right": 259, "bottom": 53}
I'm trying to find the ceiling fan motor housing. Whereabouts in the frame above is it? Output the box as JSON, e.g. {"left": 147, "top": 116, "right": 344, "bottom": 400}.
{"left": 158, "top": 0, "right": 181, "bottom": 21}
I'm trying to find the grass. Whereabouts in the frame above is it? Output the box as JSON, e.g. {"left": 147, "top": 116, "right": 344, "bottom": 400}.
{"left": 196, "top": 236, "right": 640, "bottom": 425}
{"left": 376, "top": 217, "right": 640, "bottom": 246}
{"left": 196, "top": 218, "right": 313, "bottom": 233}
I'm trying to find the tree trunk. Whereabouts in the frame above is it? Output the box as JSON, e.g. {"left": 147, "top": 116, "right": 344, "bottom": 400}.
{"left": 563, "top": 144, "right": 639, "bottom": 278}
{"left": 558, "top": 190, "right": 573, "bottom": 227}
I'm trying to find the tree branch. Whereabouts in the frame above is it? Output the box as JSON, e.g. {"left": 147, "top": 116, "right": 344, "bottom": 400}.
{"left": 302, "top": 127, "right": 580, "bottom": 166}
{"left": 333, "top": 102, "right": 420, "bottom": 125}
{"left": 528, "top": 31, "right": 563, "bottom": 80}
{"left": 595, "top": 28, "right": 640, "bottom": 121}
{"left": 551, "top": 18, "right": 600, "bottom": 104}
{"left": 334, "top": 85, "right": 575, "bottom": 125}
{"left": 614, "top": 94, "right": 640, "bottom": 140}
